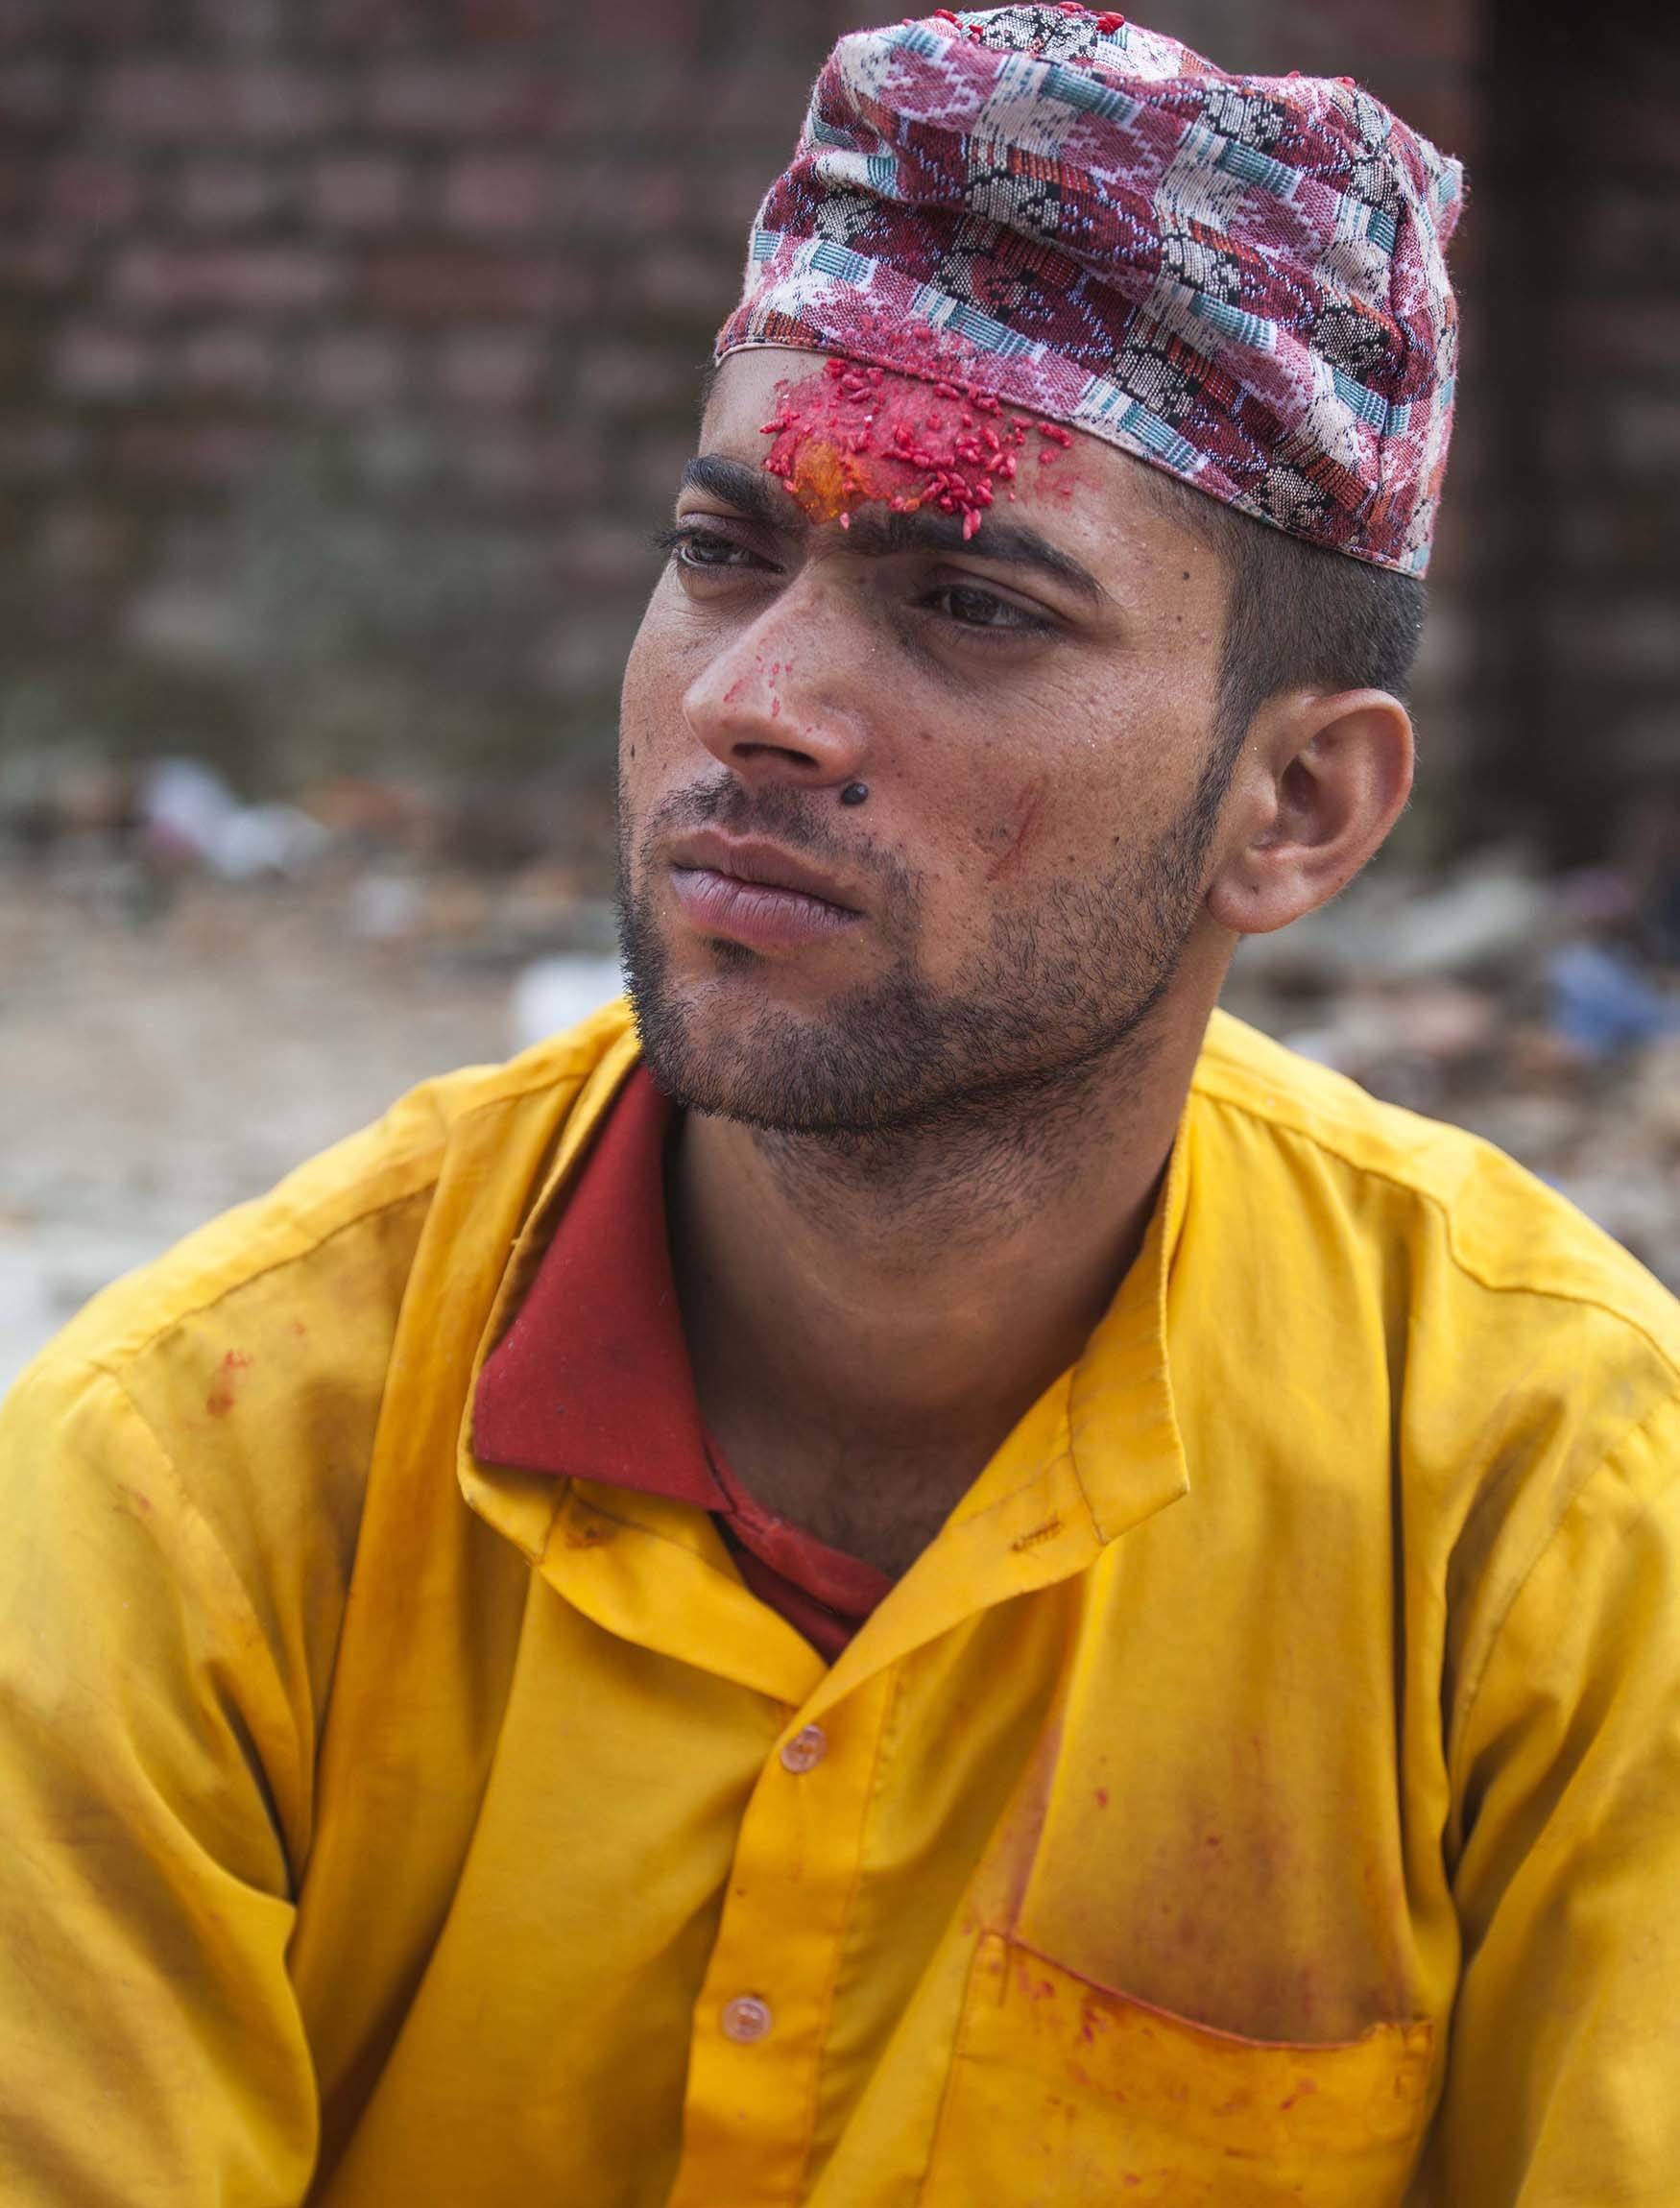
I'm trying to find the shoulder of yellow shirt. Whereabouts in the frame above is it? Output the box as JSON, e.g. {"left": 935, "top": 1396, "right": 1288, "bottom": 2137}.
{"left": 1195, "top": 1007, "right": 1679, "bottom": 1377}
{"left": 25, "top": 996, "right": 1680, "bottom": 1405}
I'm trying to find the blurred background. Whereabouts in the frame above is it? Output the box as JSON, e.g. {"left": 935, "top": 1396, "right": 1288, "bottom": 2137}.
{"left": 2, "top": 0, "right": 1677, "bottom": 1384}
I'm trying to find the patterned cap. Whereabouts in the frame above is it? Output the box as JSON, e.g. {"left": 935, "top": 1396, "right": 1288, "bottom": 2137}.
{"left": 716, "top": 5, "right": 1465, "bottom": 573}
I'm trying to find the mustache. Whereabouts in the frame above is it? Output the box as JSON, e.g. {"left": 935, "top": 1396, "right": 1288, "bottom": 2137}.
{"left": 638, "top": 774, "right": 852, "bottom": 860}
{"left": 633, "top": 772, "right": 918, "bottom": 900}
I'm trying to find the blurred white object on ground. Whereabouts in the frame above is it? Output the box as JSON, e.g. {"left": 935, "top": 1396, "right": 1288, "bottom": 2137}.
{"left": 139, "top": 758, "right": 328, "bottom": 880}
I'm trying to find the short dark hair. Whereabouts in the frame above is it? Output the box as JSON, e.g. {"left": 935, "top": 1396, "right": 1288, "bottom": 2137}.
{"left": 1139, "top": 467, "right": 1428, "bottom": 760}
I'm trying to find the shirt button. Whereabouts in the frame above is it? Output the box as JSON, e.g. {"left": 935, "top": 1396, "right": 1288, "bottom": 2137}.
{"left": 780, "top": 1723, "right": 828, "bottom": 1774}
{"left": 721, "top": 1995, "right": 773, "bottom": 2044}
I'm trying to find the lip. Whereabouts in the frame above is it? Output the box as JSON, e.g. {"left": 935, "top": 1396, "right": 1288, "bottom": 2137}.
{"left": 669, "top": 831, "right": 862, "bottom": 910}
{"left": 666, "top": 830, "right": 865, "bottom": 953}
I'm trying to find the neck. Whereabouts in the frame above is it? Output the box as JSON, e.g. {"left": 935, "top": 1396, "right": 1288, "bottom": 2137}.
{"left": 744, "top": 1046, "right": 1148, "bottom": 1266}
{"left": 667, "top": 1008, "right": 1206, "bottom": 1508}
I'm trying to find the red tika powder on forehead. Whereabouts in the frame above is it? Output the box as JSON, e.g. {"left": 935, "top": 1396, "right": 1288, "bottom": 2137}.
{"left": 760, "top": 357, "right": 1068, "bottom": 540}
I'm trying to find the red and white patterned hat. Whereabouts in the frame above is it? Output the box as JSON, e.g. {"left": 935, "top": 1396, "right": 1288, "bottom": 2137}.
{"left": 717, "top": 5, "right": 1465, "bottom": 574}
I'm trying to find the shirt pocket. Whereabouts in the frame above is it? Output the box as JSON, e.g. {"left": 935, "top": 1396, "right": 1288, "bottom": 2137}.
{"left": 920, "top": 1932, "right": 1435, "bottom": 2206}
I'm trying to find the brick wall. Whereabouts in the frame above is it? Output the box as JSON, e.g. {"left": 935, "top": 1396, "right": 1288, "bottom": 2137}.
{"left": 4, "top": 0, "right": 1662, "bottom": 863}
{"left": 0, "top": 0, "right": 886, "bottom": 823}
{"left": 1467, "top": 0, "right": 1680, "bottom": 861}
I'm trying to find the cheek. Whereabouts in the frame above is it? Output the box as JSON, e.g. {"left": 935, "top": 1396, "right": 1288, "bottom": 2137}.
{"left": 882, "top": 738, "right": 1068, "bottom": 974}
{"left": 929, "top": 709, "right": 1184, "bottom": 915}
{"left": 620, "top": 590, "right": 700, "bottom": 761}
{"left": 973, "top": 773, "right": 1051, "bottom": 883}
{"left": 615, "top": 612, "right": 694, "bottom": 863}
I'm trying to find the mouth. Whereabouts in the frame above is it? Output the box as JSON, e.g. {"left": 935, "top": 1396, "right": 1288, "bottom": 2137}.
{"left": 665, "top": 829, "right": 865, "bottom": 953}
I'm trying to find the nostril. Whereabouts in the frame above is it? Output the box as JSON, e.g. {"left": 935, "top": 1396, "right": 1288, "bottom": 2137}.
{"left": 732, "top": 739, "right": 821, "bottom": 770}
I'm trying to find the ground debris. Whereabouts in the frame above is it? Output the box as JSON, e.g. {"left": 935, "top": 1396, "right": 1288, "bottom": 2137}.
{"left": 1225, "top": 847, "right": 1680, "bottom": 1294}
{"left": 1, "top": 793, "right": 1676, "bottom": 1389}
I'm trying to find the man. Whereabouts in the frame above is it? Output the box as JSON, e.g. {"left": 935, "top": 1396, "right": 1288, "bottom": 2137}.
{"left": 3, "top": 8, "right": 1676, "bottom": 2203}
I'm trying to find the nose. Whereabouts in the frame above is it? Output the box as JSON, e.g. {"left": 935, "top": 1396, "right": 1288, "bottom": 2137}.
{"left": 683, "top": 598, "right": 872, "bottom": 796}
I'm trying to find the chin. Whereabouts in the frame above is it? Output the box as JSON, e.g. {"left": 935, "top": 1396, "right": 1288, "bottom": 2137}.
{"left": 627, "top": 960, "right": 830, "bottom": 1126}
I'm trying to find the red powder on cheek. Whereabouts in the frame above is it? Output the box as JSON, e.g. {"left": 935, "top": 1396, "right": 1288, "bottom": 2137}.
{"left": 760, "top": 357, "right": 1067, "bottom": 542}
{"left": 984, "top": 776, "right": 1047, "bottom": 881}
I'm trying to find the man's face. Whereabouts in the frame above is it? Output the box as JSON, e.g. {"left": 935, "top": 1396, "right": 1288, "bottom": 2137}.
{"left": 616, "top": 348, "right": 1231, "bottom": 1136}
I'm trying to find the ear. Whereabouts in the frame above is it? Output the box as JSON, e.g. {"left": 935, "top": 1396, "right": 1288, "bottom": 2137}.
{"left": 1205, "top": 687, "right": 1414, "bottom": 936}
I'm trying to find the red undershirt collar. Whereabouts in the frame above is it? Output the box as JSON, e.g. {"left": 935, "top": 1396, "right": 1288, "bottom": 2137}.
{"left": 472, "top": 1065, "right": 891, "bottom": 1658}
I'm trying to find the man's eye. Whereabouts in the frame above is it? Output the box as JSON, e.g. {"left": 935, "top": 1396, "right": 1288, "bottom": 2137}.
{"left": 656, "top": 525, "right": 759, "bottom": 572}
{"left": 925, "top": 584, "right": 1047, "bottom": 634}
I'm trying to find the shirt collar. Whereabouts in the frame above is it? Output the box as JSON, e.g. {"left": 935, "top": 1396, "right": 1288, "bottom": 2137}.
{"left": 472, "top": 1062, "right": 726, "bottom": 1511}
{"left": 1068, "top": 1111, "right": 1190, "bottom": 1545}
{"left": 469, "top": 1020, "right": 1190, "bottom": 1596}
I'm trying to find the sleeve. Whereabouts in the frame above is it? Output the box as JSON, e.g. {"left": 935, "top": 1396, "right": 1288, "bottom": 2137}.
{"left": 0, "top": 1359, "right": 319, "bottom": 2207}
{"left": 1421, "top": 1386, "right": 1680, "bottom": 2207}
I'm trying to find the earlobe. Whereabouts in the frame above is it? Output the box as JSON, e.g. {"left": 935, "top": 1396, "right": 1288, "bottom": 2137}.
{"left": 1205, "top": 689, "right": 1413, "bottom": 938}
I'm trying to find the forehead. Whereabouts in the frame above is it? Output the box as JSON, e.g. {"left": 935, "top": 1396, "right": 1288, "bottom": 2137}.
{"left": 700, "top": 348, "right": 1220, "bottom": 603}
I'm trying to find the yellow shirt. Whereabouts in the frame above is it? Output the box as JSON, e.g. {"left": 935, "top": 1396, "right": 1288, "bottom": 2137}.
{"left": 2, "top": 1004, "right": 1676, "bottom": 2207}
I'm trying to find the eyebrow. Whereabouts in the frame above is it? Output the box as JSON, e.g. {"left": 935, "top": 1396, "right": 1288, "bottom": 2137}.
{"left": 679, "top": 453, "right": 1110, "bottom": 607}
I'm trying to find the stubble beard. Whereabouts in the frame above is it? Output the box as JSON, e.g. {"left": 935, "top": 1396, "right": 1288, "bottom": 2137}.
{"left": 615, "top": 745, "right": 1234, "bottom": 1153}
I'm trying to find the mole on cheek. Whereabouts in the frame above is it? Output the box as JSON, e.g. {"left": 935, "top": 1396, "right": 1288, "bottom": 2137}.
{"left": 760, "top": 358, "right": 1076, "bottom": 542}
